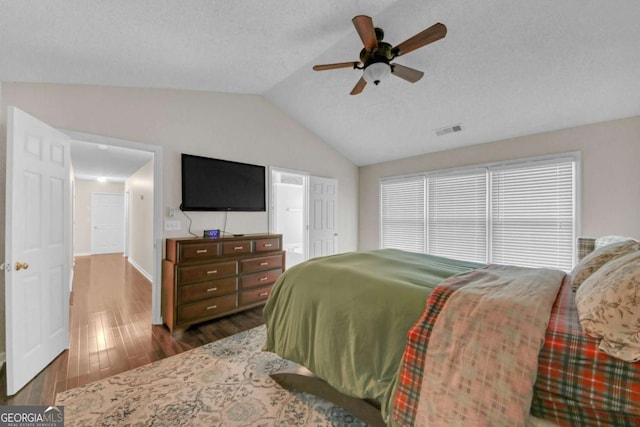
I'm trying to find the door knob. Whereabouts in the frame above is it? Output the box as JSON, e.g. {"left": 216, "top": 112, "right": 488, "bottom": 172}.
{"left": 15, "top": 262, "right": 29, "bottom": 271}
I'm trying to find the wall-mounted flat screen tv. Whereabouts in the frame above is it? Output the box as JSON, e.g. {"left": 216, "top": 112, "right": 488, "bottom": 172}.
{"left": 181, "top": 153, "right": 266, "bottom": 212}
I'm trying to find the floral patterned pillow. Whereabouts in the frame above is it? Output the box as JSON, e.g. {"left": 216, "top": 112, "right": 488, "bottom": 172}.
{"left": 575, "top": 251, "right": 640, "bottom": 362}
{"left": 571, "top": 239, "right": 639, "bottom": 291}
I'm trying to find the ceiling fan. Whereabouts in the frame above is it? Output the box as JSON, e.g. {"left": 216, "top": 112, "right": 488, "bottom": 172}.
{"left": 313, "top": 15, "right": 447, "bottom": 95}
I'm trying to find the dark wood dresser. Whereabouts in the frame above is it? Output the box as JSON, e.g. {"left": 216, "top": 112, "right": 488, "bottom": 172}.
{"left": 162, "top": 233, "right": 284, "bottom": 333}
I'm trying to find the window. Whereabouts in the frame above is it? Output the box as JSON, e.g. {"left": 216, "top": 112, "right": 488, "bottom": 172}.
{"left": 490, "top": 159, "right": 575, "bottom": 269}
{"left": 380, "top": 176, "right": 425, "bottom": 253}
{"left": 428, "top": 170, "right": 487, "bottom": 263}
{"left": 380, "top": 154, "right": 578, "bottom": 270}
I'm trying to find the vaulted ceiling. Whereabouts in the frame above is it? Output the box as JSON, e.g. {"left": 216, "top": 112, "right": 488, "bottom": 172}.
{"left": 2, "top": 1, "right": 639, "bottom": 166}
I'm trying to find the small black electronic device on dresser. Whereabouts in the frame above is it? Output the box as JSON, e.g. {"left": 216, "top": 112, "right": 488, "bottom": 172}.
{"left": 162, "top": 233, "right": 284, "bottom": 333}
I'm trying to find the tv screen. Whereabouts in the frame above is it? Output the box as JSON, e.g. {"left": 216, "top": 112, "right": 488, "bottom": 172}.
{"left": 181, "top": 154, "right": 266, "bottom": 212}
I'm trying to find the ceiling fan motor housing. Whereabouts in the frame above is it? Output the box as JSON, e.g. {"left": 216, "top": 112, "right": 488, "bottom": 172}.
{"left": 359, "top": 40, "right": 394, "bottom": 65}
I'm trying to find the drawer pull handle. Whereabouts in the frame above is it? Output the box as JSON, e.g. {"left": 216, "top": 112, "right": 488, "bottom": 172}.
{"left": 234, "top": 246, "right": 244, "bottom": 250}
{"left": 207, "top": 287, "right": 218, "bottom": 292}
{"left": 259, "top": 292, "right": 269, "bottom": 297}
{"left": 207, "top": 270, "right": 218, "bottom": 275}
{"left": 206, "top": 305, "right": 217, "bottom": 310}
{"left": 263, "top": 243, "right": 273, "bottom": 247}
{"left": 259, "top": 277, "right": 269, "bottom": 282}
{"left": 196, "top": 249, "right": 208, "bottom": 254}
{"left": 259, "top": 262, "right": 269, "bottom": 266}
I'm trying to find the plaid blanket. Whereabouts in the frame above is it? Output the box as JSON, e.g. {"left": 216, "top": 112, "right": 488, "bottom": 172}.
{"left": 392, "top": 267, "right": 640, "bottom": 426}
{"left": 392, "top": 270, "right": 472, "bottom": 425}
{"left": 531, "top": 274, "right": 640, "bottom": 425}
{"left": 396, "top": 265, "right": 564, "bottom": 427}
{"left": 393, "top": 265, "right": 563, "bottom": 426}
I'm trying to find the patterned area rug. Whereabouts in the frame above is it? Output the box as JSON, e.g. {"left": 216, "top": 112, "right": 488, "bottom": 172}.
{"left": 55, "top": 325, "right": 366, "bottom": 426}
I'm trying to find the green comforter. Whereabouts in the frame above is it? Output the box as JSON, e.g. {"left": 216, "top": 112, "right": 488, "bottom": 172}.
{"left": 263, "top": 249, "right": 484, "bottom": 418}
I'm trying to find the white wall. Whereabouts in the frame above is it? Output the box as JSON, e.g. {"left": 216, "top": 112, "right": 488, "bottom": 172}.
{"left": 125, "top": 160, "right": 154, "bottom": 279}
{"left": 74, "top": 180, "right": 125, "bottom": 255}
{"left": 0, "top": 82, "right": 359, "bottom": 354}
{"left": 359, "top": 115, "right": 640, "bottom": 250}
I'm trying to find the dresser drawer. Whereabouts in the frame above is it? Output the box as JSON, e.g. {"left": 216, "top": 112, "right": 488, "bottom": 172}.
{"left": 179, "top": 242, "right": 220, "bottom": 261}
{"left": 177, "top": 277, "right": 238, "bottom": 304}
{"left": 178, "top": 261, "right": 237, "bottom": 284}
{"left": 255, "top": 238, "right": 281, "bottom": 252}
{"left": 241, "top": 285, "right": 272, "bottom": 306}
{"left": 177, "top": 294, "right": 238, "bottom": 324}
{"left": 240, "top": 255, "right": 283, "bottom": 273}
{"left": 241, "top": 268, "right": 282, "bottom": 289}
{"left": 222, "top": 240, "right": 252, "bottom": 255}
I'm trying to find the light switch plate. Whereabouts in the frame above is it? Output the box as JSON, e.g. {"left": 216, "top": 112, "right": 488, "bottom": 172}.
{"left": 164, "top": 220, "right": 181, "bottom": 231}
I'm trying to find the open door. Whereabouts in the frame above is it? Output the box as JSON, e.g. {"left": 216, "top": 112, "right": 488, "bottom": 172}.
{"left": 4, "top": 106, "right": 71, "bottom": 395}
{"left": 309, "top": 176, "right": 338, "bottom": 258}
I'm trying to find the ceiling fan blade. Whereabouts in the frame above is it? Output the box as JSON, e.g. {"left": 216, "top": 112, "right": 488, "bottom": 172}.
{"left": 350, "top": 77, "right": 367, "bottom": 95}
{"left": 393, "top": 23, "right": 447, "bottom": 57}
{"left": 391, "top": 63, "right": 424, "bottom": 83}
{"left": 352, "top": 15, "right": 378, "bottom": 50}
{"left": 313, "top": 62, "right": 359, "bottom": 71}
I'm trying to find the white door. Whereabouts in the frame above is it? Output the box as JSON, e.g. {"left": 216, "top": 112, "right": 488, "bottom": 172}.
{"left": 5, "top": 107, "right": 71, "bottom": 395}
{"left": 309, "top": 176, "right": 338, "bottom": 258}
{"left": 91, "top": 192, "right": 124, "bottom": 254}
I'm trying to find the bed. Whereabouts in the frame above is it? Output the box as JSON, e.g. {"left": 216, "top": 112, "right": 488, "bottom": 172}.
{"left": 262, "top": 239, "right": 640, "bottom": 426}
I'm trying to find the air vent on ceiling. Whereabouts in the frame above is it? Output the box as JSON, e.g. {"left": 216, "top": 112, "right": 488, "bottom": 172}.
{"left": 433, "top": 123, "right": 463, "bottom": 137}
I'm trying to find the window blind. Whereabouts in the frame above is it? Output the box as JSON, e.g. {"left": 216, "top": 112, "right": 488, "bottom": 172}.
{"left": 380, "top": 176, "right": 426, "bottom": 253}
{"left": 379, "top": 154, "right": 578, "bottom": 270}
{"left": 490, "top": 159, "right": 575, "bottom": 270}
{"left": 428, "top": 171, "right": 488, "bottom": 263}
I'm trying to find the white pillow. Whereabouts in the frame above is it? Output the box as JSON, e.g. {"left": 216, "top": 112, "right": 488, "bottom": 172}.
{"left": 575, "top": 251, "right": 640, "bottom": 362}
{"left": 595, "top": 235, "right": 637, "bottom": 249}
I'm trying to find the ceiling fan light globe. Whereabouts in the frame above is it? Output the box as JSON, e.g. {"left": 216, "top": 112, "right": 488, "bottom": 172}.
{"left": 363, "top": 62, "right": 391, "bottom": 85}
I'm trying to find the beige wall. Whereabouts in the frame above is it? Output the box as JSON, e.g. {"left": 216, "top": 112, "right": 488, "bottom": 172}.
{"left": 359, "top": 115, "right": 640, "bottom": 250}
{"left": 0, "top": 82, "right": 3, "bottom": 363}
{"left": 125, "top": 160, "right": 154, "bottom": 279}
{"left": 0, "top": 82, "right": 359, "bottom": 356}
{"left": 74, "top": 179, "right": 125, "bottom": 255}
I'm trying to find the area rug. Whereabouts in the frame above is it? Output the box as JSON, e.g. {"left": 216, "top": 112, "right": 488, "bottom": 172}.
{"left": 55, "top": 325, "right": 366, "bottom": 426}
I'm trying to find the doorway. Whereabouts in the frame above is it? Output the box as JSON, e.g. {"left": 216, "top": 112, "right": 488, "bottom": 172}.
{"left": 269, "top": 168, "right": 308, "bottom": 269}
{"left": 269, "top": 168, "right": 339, "bottom": 267}
{"left": 65, "top": 130, "right": 163, "bottom": 325}
{"left": 4, "top": 107, "right": 163, "bottom": 396}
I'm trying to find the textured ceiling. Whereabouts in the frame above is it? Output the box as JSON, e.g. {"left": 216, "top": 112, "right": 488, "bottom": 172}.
{"left": 2, "top": 0, "right": 640, "bottom": 167}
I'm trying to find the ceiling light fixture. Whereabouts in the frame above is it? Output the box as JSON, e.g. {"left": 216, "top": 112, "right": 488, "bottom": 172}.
{"left": 363, "top": 60, "right": 391, "bottom": 85}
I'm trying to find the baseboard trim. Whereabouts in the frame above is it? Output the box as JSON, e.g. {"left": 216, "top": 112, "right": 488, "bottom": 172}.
{"left": 74, "top": 252, "right": 92, "bottom": 257}
{"left": 127, "top": 257, "right": 152, "bottom": 282}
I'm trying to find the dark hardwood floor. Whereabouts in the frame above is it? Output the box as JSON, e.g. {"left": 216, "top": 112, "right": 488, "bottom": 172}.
{"left": 1, "top": 253, "right": 265, "bottom": 406}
